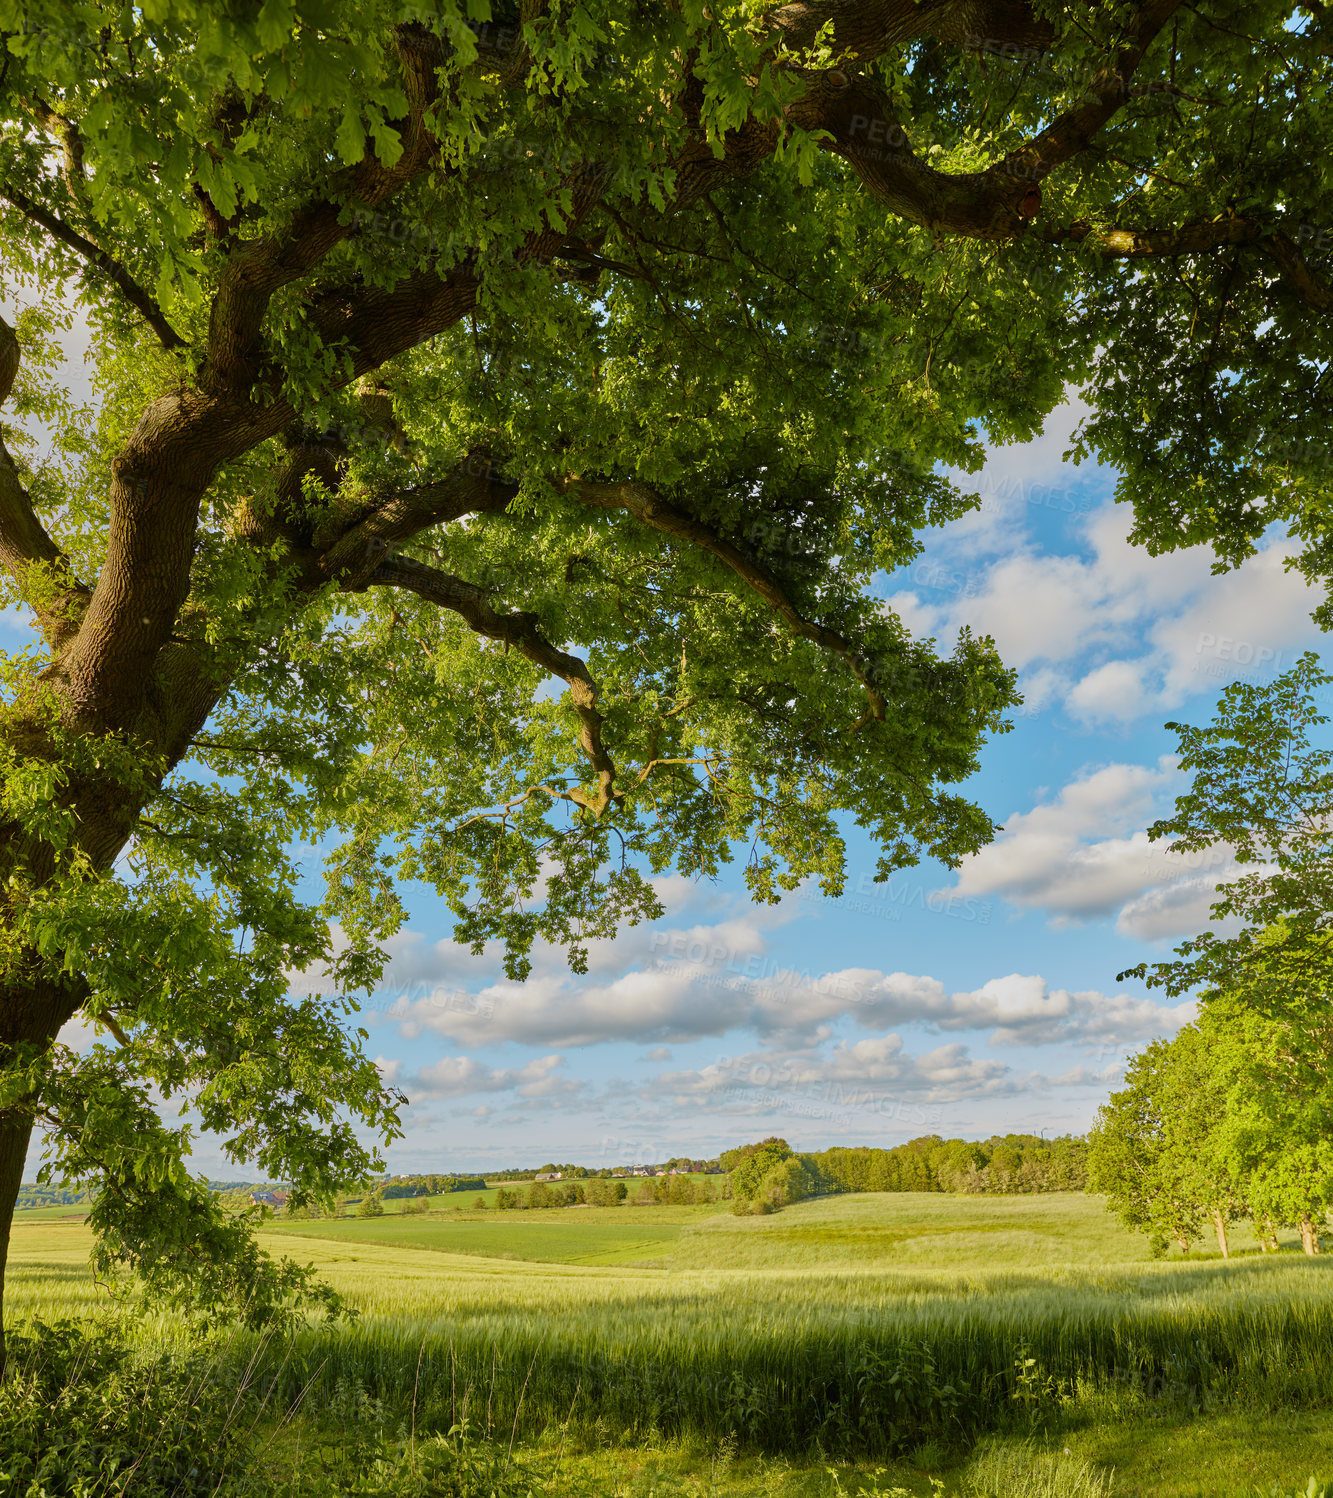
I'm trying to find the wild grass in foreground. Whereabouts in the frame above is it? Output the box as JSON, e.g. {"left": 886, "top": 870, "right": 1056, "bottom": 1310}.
{"left": 9, "top": 1195, "right": 1333, "bottom": 1494}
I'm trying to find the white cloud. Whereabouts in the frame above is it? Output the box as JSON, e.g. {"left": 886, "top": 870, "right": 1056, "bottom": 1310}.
{"left": 1115, "top": 876, "right": 1229, "bottom": 943}
{"left": 946, "top": 758, "right": 1246, "bottom": 940}
{"left": 1066, "top": 659, "right": 1150, "bottom": 722}
{"left": 951, "top": 758, "right": 1183, "bottom": 919}
{"left": 368, "top": 898, "right": 1185, "bottom": 1053}
{"left": 407, "top": 1052, "right": 575, "bottom": 1101}
{"left": 893, "top": 491, "right": 1321, "bottom": 724}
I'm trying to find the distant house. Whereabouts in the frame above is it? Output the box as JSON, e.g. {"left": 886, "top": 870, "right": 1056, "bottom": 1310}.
{"left": 250, "top": 1189, "right": 288, "bottom": 1207}
{"left": 534, "top": 1172, "right": 562, "bottom": 1182}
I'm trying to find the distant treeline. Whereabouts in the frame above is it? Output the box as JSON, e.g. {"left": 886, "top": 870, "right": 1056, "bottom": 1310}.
{"left": 15, "top": 1185, "right": 93, "bottom": 1210}
{"left": 381, "top": 1174, "right": 486, "bottom": 1197}
{"left": 812, "top": 1134, "right": 1089, "bottom": 1196}
{"left": 721, "top": 1135, "right": 1088, "bottom": 1215}
{"left": 491, "top": 1157, "right": 713, "bottom": 1181}
{"left": 496, "top": 1174, "right": 725, "bottom": 1210}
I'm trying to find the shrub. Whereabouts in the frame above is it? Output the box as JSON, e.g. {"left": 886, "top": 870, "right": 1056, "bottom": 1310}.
{"left": 0, "top": 1319, "right": 246, "bottom": 1496}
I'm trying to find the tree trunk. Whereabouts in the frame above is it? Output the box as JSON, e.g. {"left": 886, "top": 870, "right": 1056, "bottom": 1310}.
{"left": 1212, "top": 1209, "right": 1230, "bottom": 1259}
{"left": 0, "top": 966, "right": 88, "bottom": 1373}
{"left": 1300, "top": 1216, "right": 1321, "bottom": 1255}
{"left": 1176, "top": 1234, "right": 1190, "bottom": 1255}
{"left": 0, "top": 1103, "right": 35, "bottom": 1379}
{"left": 1262, "top": 1217, "right": 1279, "bottom": 1251}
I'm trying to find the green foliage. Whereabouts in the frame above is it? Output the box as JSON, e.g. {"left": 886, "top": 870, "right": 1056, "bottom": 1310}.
{"left": 1127, "top": 655, "right": 1333, "bottom": 1010}
{"left": 0, "top": 1319, "right": 548, "bottom": 1498}
{"left": 815, "top": 1137, "right": 1088, "bottom": 1197}
{"left": 1090, "top": 1002, "right": 1333, "bottom": 1256}
{"left": 2, "top": 0, "right": 1328, "bottom": 1336}
{"left": 0, "top": 1318, "right": 248, "bottom": 1496}
{"left": 357, "top": 1188, "right": 386, "bottom": 1218}
{"left": 1102, "top": 657, "right": 1333, "bottom": 1257}
{"left": 1087, "top": 1039, "right": 1206, "bottom": 1257}
{"left": 725, "top": 1137, "right": 794, "bottom": 1202}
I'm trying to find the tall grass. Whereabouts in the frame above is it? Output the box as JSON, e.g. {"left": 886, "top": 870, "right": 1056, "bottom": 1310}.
{"left": 237, "top": 1256, "right": 1333, "bottom": 1456}
{"left": 11, "top": 1197, "right": 1333, "bottom": 1460}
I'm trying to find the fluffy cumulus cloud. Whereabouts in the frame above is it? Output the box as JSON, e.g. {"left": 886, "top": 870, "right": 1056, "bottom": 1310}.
{"left": 886, "top": 483, "right": 1321, "bottom": 724}
{"left": 404, "top": 1052, "right": 578, "bottom": 1101}
{"left": 946, "top": 757, "right": 1241, "bottom": 937}
{"left": 353, "top": 886, "right": 1188, "bottom": 1057}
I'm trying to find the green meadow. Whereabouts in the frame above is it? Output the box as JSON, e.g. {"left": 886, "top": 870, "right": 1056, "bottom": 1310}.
{"left": 9, "top": 1191, "right": 1333, "bottom": 1495}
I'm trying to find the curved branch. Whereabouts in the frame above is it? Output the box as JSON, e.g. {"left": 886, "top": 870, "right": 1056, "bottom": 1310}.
{"left": 766, "top": 0, "right": 1054, "bottom": 57}
{"left": 0, "top": 182, "right": 186, "bottom": 351}
{"left": 1039, "top": 216, "right": 1333, "bottom": 312}
{"left": 562, "top": 477, "right": 886, "bottom": 729}
{"left": 356, "top": 555, "right": 622, "bottom": 815}
{"left": 0, "top": 315, "right": 91, "bottom": 646}
{"left": 683, "top": 1, "right": 1183, "bottom": 237}
{"left": 1002, "top": 0, "right": 1186, "bottom": 184}
{"left": 315, "top": 449, "right": 520, "bottom": 587}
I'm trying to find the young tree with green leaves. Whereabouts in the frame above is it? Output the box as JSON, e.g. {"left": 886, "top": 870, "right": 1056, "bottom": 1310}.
{"left": 1152, "top": 1024, "right": 1246, "bottom": 1258}
{"left": 1087, "top": 1039, "right": 1203, "bottom": 1257}
{"left": 1125, "top": 657, "right": 1333, "bottom": 1019}
{"left": 1199, "top": 990, "right": 1333, "bottom": 1256}
{"left": 355, "top": 1185, "right": 386, "bottom": 1217}
{"left": 0, "top": 0, "right": 1330, "bottom": 1358}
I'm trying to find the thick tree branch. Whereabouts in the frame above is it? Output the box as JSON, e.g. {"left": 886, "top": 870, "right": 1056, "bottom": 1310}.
{"left": 1040, "top": 216, "right": 1333, "bottom": 313}
{"left": 315, "top": 451, "right": 519, "bottom": 588}
{"left": 783, "top": 69, "right": 1039, "bottom": 233}
{"left": 562, "top": 477, "right": 887, "bottom": 728}
{"left": 356, "top": 555, "right": 622, "bottom": 815}
{"left": 0, "top": 182, "right": 185, "bottom": 351}
{"left": 679, "top": 1, "right": 1180, "bottom": 238}
{"left": 202, "top": 25, "right": 448, "bottom": 396}
{"left": 1003, "top": 0, "right": 1187, "bottom": 183}
{"left": 0, "top": 316, "right": 91, "bottom": 647}
{"left": 766, "top": 0, "right": 1054, "bottom": 57}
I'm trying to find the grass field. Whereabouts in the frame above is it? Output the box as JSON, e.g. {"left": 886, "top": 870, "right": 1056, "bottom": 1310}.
{"left": 9, "top": 1192, "right": 1333, "bottom": 1495}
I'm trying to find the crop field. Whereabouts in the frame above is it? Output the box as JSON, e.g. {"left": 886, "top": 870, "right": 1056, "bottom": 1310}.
{"left": 10, "top": 1193, "right": 1333, "bottom": 1495}
{"left": 264, "top": 1209, "right": 712, "bottom": 1264}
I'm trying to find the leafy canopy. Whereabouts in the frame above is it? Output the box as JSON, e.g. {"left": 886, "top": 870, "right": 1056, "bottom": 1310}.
{"left": 0, "top": 0, "right": 1329, "bottom": 1318}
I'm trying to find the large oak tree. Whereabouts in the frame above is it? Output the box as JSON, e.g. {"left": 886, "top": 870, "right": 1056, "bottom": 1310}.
{"left": 0, "top": 0, "right": 1328, "bottom": 1350}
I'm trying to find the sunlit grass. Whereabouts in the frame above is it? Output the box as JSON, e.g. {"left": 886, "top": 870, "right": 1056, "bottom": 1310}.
{"left": 11, "top": 1192, "right": 1333, "bottom": 1462}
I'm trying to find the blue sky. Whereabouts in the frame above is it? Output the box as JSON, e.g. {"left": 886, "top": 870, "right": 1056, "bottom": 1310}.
{"left": 13, "top": 310, "right": 1325, "bottom": 1178}
{"left": 279, "top": 396, "right": 1326, "bottom": 1174}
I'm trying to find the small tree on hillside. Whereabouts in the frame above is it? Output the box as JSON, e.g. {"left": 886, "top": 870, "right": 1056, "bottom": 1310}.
{"left": 1154, "top": 1026, "right": 1247, "bottom": 1258}
{"left": 1087, "top": 1042, "right": 1202, "bottom": 1257}
{"left": 1202, "top": 989, "right": 1333, "bottom": 1257}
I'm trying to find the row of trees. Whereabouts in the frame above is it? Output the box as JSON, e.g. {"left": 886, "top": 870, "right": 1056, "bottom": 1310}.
{"left": 380, "top": 1174, "right": 486, "bottom": 1198}
{"left": 1089, "top": 988, "right": 1332, "bottom": 1258}
{"left": 815, "top": 1136, "right": 1088, "bottom": 1196}
{"left": 725, "top": 1134, "right": 1091, "bottom": 1216}
{"left": 1088, "top": 660, "right": 1333, "bottom": 1262}
{"left": 495, "top": 1174, "right": 725, "bottom": 1210}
